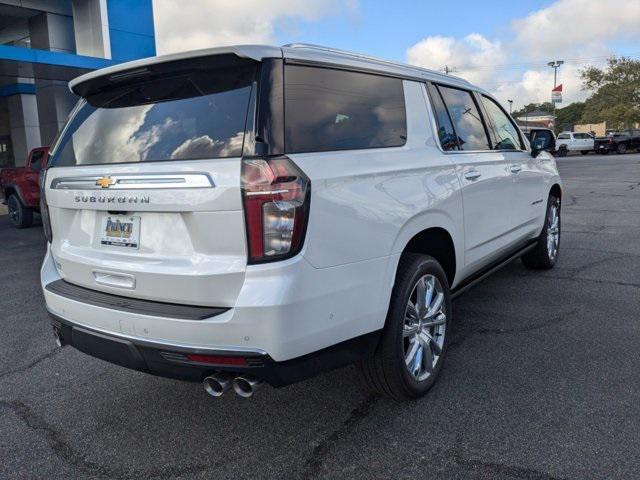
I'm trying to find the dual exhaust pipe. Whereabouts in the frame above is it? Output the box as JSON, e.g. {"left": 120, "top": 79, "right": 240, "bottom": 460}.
{"left": 203, "top": 373, "right": 263, "bottom": 398}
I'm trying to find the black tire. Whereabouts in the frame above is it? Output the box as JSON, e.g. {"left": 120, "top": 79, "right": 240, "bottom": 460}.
{"left": 360, "top": 254, "right": 452, "bottom": 401}
{"left": 522, "top": 194, "right": 560, "bottom": 270}
{"left": 7, "top": 193, "right": 34, "bottom": 229}
{"left": 616, "top": 144, "right": 627, "bottom": 154}
{"left": 581, "top": 150, "right": 589, "bottom": 155}
{"left": 557, "top": 147, "right": 568, "bottom": 157}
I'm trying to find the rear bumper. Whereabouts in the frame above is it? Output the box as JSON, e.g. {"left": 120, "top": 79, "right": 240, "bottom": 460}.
{"left": 48, "top": 311, "right": 379, "bottom": 387}
{"left": 42, "top": 244, "right": 393, "bottom": 362}
{"left": 595, "top": 143, "right": 615, "bottom": 152}
{"left": 41, "top": 244, "right": 392, "bottom": 384}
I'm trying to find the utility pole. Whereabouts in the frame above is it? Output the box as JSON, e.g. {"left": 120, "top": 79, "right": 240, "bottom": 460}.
{"left": 443, "top": 65, "right": 455, "bottom": 75}
{"left": 507, "top": 99, "right": 513, "bottom": 114}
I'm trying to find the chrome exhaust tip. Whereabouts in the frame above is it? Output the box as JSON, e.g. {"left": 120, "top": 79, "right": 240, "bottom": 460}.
{"left": 232, "top": 375, "right": 263, "bottom": 398}
{"left": 203, "top": 372, "right": 234, "bottom": 397}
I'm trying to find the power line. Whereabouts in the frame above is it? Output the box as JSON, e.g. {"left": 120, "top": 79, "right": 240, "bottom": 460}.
{"left": 450, "top": 52, "right": 640, "bottom": 73}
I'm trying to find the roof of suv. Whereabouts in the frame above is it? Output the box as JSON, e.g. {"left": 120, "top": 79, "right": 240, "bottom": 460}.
{"left": 69, "top": 43, "right": 473, "bottom": 96}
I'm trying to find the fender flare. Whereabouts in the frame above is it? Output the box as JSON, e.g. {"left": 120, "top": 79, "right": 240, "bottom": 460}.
{"left": 2, "top": 183, "right": 26, "bottom": 205}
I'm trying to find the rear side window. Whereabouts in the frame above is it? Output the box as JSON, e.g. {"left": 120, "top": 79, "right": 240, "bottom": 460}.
{"left": 426, "top": 83, "right": 459, "bottom": 151}
{"left": 29, "top": 150, "right": 45, "bottom": 171}
{"left": 50, "top": 60, "right": 257, "bottom": 166}
{"left": 557, "top": 133, "right": 570, "bottom": 139}
{"left": 437, "top": 85, "right": 490, "bottom": 151}
{"left": 284, "top": 65, "right": 407, "bottom": 153}
{"left": 480, "top": 95, "right": 523, "bottom": 150}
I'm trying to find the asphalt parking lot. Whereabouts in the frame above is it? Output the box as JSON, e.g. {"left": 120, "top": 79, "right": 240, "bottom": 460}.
{"left": 1, "top": 153, "right": 639, "bottom": 480}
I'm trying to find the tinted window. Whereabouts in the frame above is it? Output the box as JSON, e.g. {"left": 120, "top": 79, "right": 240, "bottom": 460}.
{"left": 557, "top": 133, "right": 570, "bottom": 139}
{"left": 51, "top": 62, "right": 257, "bottom": 166}
{"left": 427, "top": 83, "right": 459, "bottom": 151}
{"left": 29, "top": 150, "right": 45, "bottom": 171}
{"left": 480, "top": 96, "right": 522, "bottom": 150}
{"left": 437, "top": 86, "right": 490, "bottom": 151}
{"left": 284, "top": 65, "right": 406, "bottom": 153}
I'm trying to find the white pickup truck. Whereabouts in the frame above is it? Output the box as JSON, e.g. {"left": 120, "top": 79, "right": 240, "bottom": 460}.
{"left": 556, "top": 132, "right": 594, "bottom": 156}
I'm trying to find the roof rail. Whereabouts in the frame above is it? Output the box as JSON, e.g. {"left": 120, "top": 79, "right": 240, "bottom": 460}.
{"left": 283, "top": 43, "right": 415, "bottom": 70}
{"left": 282, "top": 43, "right": 470, "bottom": 84}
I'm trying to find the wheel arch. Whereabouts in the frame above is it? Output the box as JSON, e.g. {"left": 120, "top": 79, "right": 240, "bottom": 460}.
{"left": 3, "top": 183, "right": 24, "bottom": 204}
{"left": 401, "top": 227, "right": 457, "bottom": 287}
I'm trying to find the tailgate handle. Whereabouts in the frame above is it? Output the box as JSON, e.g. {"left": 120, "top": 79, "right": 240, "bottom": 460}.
{"left": 93, "top": 270, "right": 136, "bottom": 290}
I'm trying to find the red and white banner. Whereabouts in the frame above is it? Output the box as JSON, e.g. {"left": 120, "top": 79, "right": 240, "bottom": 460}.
{"left": 551, "top": 84, "right": 563, "bottom": 104}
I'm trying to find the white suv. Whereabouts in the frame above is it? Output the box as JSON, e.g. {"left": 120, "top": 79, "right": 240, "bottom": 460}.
{"left": 41, "top": 44, "right": 562, "bottom": 400}
{"left": 556, "top": 131, "right": 594, "bottom": 156}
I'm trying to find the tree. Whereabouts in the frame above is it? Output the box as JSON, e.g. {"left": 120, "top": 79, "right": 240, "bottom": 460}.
{"left": 511, "top": 102, "right": 555, "bottom": 117}
{"left": 580, "top": 57, "right": 640, "bottom": 130}
{"left": 555, "top": 101, "right": 585, "bottom": 132}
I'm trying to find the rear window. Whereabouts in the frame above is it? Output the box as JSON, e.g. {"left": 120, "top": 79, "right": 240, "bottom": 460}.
{"left": 284, "top": 65, "right": 407, "bottom": 153}
{"left": 50, "top": 60, "right": 257, "bottom": 166}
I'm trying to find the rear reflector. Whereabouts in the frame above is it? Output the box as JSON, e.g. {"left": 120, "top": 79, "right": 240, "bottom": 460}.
{"left": 185, "top": 354, "right": 248, "bottom": 366}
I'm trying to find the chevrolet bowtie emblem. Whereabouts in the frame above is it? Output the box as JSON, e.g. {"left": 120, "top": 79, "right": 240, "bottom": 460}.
{"left": 96, "top": 176, "right": 116, "bottom": 188}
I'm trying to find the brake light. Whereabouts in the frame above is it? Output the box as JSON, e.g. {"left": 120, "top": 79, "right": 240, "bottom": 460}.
{"left": 241, "top": 156, "right": 310, "bottom": 263}
{"left": 609, "top": 138, "right": 613, "bottom": 144}
{"left": 39, "top": 169, "right": 53, "bottom": 243}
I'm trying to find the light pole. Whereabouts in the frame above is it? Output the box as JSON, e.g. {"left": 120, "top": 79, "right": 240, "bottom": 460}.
{"left": 547, "top": 60, "right": 564, "bottom": 122}
{"left": 547, "top": 60, "right": 564, "bottom": 88}
{"left": 507, "top": 99, "right": 513, "bottom": 114}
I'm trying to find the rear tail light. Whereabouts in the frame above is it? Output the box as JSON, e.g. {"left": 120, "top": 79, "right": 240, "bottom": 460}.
{"left": 39, "top": 169, "right": 53, "bottom": 243}
{"left": 609, "top": 137, "right": 613, "bottom": 144}
{"left": 241, "top": 156, "right": 310, "bottom": 263}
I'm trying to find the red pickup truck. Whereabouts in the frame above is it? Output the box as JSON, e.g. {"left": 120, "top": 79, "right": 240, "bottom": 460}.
{"left": 0, "top": 147, "right": 49, "bottom": 228}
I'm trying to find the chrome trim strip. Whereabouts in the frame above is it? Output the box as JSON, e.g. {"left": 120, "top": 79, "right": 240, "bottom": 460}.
{"left": 50, "top": 173, "right": 214, "bottom": 190}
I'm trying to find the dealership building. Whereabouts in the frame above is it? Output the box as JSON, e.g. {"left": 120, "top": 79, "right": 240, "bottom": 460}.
{"left": 0, "top": 0, "right": 155, "bottom": 167}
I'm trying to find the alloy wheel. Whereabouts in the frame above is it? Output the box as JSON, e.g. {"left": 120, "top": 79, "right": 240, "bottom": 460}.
{"left": 403, "top": 274, "right": 447, "bottom": 381}
{"left": 8, "top": 196, "right": 19, "bottom": 225}
{"left": 547, "top": 202, "right": 560, "bottom": 260}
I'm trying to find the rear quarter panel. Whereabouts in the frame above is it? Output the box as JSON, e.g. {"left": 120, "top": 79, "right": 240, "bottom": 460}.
{"left": 289, "top": 80, "right": 464, "bottom": 333}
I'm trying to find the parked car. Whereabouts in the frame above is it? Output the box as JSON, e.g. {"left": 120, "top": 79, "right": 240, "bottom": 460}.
{"left": 594, "top": 130, "right": 640, "bottom": 154}
{"left": 556, "top": 131, "right": 594, "bottom": 156}
{"left": 41, "top": 44, "right": 562, "bottom": 401}
{"left": 0, "top": 147, "right": 49, "bottom": 228}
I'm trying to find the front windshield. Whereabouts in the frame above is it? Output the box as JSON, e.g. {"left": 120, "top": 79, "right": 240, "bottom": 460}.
{"left": 50, "top": 60, "right": 257, "bottom": 166}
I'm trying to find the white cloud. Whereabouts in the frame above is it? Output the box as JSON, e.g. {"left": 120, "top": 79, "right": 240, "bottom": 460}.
{"left": 406, "top": 34, "right": 503, "bottom": 85}
{"left": 405, "top": 0, "right": 640, "bottom": 110}
{"left": 170, "top": 131, "right": 245, "bottom": 159}
{"left": 513, "top": 0, "right": 640, "bottom": 59}
{"left": 153, "top": 0, "right": 358, "bottom": 54}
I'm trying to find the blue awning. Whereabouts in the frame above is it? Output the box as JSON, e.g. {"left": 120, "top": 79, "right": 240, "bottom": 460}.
{"left": 0, "top": 45, "right": 117, "bottom": 83}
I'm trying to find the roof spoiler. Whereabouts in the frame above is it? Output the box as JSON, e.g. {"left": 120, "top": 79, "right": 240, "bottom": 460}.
{"left": 69, "top": 45, "right": 282, "bottom": 97}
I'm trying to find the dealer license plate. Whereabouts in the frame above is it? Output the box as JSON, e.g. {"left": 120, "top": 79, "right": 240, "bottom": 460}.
{"left": 101, "top": 216, "right": 140, "bottom": 248}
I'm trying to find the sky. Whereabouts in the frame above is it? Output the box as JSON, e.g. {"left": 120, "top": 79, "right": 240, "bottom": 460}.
{"left": 152, "top": 0, "right": 640, "bottom": 111}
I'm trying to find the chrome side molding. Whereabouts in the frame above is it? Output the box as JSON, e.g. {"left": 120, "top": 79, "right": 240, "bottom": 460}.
{"left": 50, "top": 173, "right": 215, "bottom": 190}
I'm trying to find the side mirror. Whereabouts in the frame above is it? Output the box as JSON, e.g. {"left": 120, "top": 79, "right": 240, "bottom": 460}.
{"left": 529, "top": 129, "right": 555, "bottom": 158}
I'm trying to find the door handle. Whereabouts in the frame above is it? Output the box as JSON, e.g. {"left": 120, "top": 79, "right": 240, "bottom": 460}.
{"left": 510, "top": 164, "right": 522, "bottom": 174}
{"left": 464, "top": 169, "right": 481, "bottom": 181}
